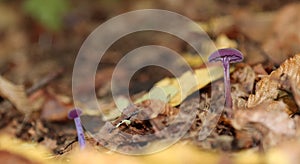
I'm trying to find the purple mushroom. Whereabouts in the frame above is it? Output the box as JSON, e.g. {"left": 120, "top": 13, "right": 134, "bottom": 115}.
{"left": 68, "top": 109, "right": 86, "bottom": 149}
{"left": 208, "top": 48, "right": 243, "bottom": 117}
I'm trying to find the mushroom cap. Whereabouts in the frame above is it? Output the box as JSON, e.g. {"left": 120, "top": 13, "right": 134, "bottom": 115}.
{"left": 68, "top": 109, "right": 82, "bottom": 119}
{"left": 208, "top": 48, "right": 243, "bottom": 63}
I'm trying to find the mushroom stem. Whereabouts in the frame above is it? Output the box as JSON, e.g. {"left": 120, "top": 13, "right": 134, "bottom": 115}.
{"left": 74, "top": 117, "right": 86, "bottom": 149}
{"left": 222, "top": 57, "right": 233, "bottom": 118}
{"left": 68, "top": 109, "right": 86, "bottom": 149}
{"left": 222, "top": 58, "right": 232, "bottom": 109}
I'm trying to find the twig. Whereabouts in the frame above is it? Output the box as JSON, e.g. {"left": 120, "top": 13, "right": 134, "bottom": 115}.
{"left": 26, "top": 68, "right": 64, "bottom": 95}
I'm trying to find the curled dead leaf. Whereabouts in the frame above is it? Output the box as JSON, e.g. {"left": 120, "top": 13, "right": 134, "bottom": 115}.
{"left": 247, "top": 54, "right": 300, "bottom": 110}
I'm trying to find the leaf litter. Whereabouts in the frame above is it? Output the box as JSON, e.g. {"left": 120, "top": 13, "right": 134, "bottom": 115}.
{"left": 2, "top": 1, "right": 300, "bottom": 164}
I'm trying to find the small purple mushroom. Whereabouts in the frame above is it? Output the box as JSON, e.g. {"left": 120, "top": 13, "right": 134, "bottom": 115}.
{"left": 68, "top": 109, "right": 86, "bottom": 149}
{"left": 208, "top": 48, "right": 243, "bottom": 117}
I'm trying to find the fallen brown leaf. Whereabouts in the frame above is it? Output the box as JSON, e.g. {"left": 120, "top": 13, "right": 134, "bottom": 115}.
{"left": 0, "top": 76, "right": 31, "bottom": 113}
{"left": 233, "top": 101, "right": 296, "bottom": 149}
{"left": 291, "top": 80, "right": 300, "bottom": 108}
{"left": 235, "top": 101, "right": 295, "bottom": 136}
{"left": 247, "top": 54, "right": 300, "bottom": 110}
{"left": 232, "top": 64, "right": 256, "bottom": 93}
{"left": 252, "top": 64, "right": 268, "bottom": 76}
{"left": 231, "top": 84, "right": 249, "bottom": 109}
{"left": 41, "top": 91, "right": 72, "bottom": 122}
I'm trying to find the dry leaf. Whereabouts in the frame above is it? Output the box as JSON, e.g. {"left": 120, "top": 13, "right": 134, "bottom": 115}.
{"left": 252, "top": 64, "right": 268, "bottom": 76}
{"left": 94, "top": 99, "right": 193, "bottom": 154}
{"left": 233, "top": 101, "right": 296, "bottom": 149}
{"left": 232, "top": 64, "right": 256, "bottom": 93}
{"left": 181, "top": 53, "right": 203, "bottom": 68}
{"left": 159, "top": 65, "right": 225, "bottom": 106}
{"left": 234, "top": 101, "right": 295, "bottom": 136}
{"left": 231, "top": 84, "right": 249, "bottom": 109}
{"left": 134, "top": 65, "right": 226, "bottom": 107}
{"left": 247, "top": 54, "right": 300, "bottom": 109}
{"left": 41, "top": 97, "right": 69, "bottom": 122}
{"left": 291, "top": 80, "right": 300, "bottom": 108}
{"left": 0, "top": 76, "right": 31, "bottom": 113}
{"left": 37, "top": 89, "right": 73, "bottom": 122}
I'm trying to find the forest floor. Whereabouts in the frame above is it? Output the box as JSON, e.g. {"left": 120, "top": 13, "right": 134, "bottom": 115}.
{"left": 0, "top": 0, "right": 300, "bottom": 163}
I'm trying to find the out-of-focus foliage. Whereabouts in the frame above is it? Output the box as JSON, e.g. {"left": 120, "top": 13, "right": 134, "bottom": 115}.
{"left": 22, "top": 0, "right": 69, "bottom": 31}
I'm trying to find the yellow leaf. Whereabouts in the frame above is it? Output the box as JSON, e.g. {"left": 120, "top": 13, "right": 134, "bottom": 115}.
{"left": 166, "top": 70, "right": 198, "bottom": 106}
{"left": 136, "top": 65, "right": 228, "bottom": 107}
{"left": 215, "top": 34, "right": 238, "bottom": 49}
{"left": 181, "top": 53, "right": 203, "bottom": 67}
{"left": 168, "top": 65, "right": 225, "bottom": 106}
{"left": 0, "top": 135, "right": 54, "bottom": 164}
{"left": 134, "top": 85, "right": 178, "bottom": 104}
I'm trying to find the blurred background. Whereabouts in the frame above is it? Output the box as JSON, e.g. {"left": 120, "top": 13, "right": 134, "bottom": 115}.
{"left": 0, "top": 0, "right": 298, "bottom": 93}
